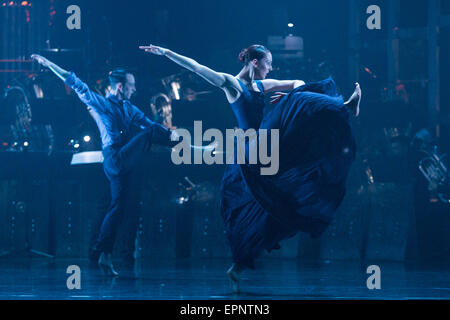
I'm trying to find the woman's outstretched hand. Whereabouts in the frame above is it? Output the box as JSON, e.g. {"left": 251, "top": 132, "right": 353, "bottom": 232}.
{"left": 139, "top": 44, "right": 168, "bottom": 56}
{"left": 270, "top": 92, "right": 288, "bottom": 104}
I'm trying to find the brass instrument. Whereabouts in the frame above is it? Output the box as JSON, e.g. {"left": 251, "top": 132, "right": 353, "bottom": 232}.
{"left": 418, "top": 147, "right": 450, "bottom": 204}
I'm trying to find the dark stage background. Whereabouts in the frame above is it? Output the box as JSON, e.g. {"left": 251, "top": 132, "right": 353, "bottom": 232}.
{"left": 0, "top": 0, "right": 449, "bottom": 265}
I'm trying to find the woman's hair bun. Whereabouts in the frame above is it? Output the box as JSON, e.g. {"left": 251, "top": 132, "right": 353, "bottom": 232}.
{"left": 238, "top": 45, "right": 269, "bottom": 64}
{"left": 238, "top": 48, "right": 248, "bottom": 63}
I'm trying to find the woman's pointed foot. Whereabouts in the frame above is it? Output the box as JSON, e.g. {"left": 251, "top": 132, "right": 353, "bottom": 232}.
{"left": 98, "top": 252, "right": 119, "bottom": 277}
{"left": 345, "top": 82, "right": 362, "bottom": 117}
{"left": 227, "top": 264, "right": 241, "bottom": 294}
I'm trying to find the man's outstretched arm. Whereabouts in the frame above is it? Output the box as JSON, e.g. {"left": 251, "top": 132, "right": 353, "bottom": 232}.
{"left": 31, "top": 54, "right": 70, "bottom": 81}
{"left": 31, "top": 54, "right": 105, "bottom": 111}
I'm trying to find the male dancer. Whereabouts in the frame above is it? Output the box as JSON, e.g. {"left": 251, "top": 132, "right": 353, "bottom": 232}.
{"left": 31, "top": 54, "right": 178, "bottom": 276}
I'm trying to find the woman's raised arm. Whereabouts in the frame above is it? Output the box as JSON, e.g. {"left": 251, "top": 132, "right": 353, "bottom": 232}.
{"left": 139, "top": 45, "right": 240, "bottom": 94}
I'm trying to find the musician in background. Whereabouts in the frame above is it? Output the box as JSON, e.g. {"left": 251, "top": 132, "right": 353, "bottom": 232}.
{"left": 150, "top": 93, "right": 176, "bottom": 130}
{"left": 2, "top": 86, "right": 54, "bottom": 154}
{"left": 31, "top": 54, "right": 178, "bottom": 276}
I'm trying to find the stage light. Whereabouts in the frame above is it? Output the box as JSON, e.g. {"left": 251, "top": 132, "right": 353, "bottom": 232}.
{"left": 23, "top": 141, "right": 29, "bottom": 147}
{"left": 33, "top": 84, "right": 44, "bottom": 99}
{"left": 21, "top": 1, "right": 27, "bottom": 6}
{"left": 73, "top": 143, "right": 80, "bottom": 149}
{"left": 83, "top": 135, "right": 91, "bottom": 143}
{"left": 171, "top": 81, "right": 181, "bottom": 100}
{"left": 288, "top": 23, "right": 294, "bottom": 28}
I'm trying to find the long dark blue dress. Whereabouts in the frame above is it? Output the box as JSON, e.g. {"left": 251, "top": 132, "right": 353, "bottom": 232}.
{"left": 220, "top": 78, "right": 356, "bottom": 269}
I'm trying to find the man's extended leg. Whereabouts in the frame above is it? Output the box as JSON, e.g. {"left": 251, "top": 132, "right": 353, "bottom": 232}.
{"left": 119, "top": 124, "right": 174, "bottom": 174}
{"left": 94, "top": 124, "right": 173, "bottom": 274}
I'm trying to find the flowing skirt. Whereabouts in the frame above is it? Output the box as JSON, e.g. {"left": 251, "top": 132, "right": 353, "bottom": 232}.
{"left": 220, "top": 79, "right": 356, "bottom": 269}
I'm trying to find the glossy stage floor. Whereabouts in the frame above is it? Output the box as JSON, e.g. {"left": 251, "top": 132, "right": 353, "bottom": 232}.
{"left": 0, "top": 257, "right": 449, "bottom": 300}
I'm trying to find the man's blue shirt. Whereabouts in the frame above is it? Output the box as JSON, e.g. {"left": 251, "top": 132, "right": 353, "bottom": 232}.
{"left": 65, "top": 72, "right": 169, "bottom": 149}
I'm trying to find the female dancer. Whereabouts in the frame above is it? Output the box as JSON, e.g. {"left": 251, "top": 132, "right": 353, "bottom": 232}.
{"left": 140, "top": 44, "right": 361, "bottom": 292}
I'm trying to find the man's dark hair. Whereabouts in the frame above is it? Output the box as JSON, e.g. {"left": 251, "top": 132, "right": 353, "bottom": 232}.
{"left": 109, "top": 68, "right": 130, "bottom": 89}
